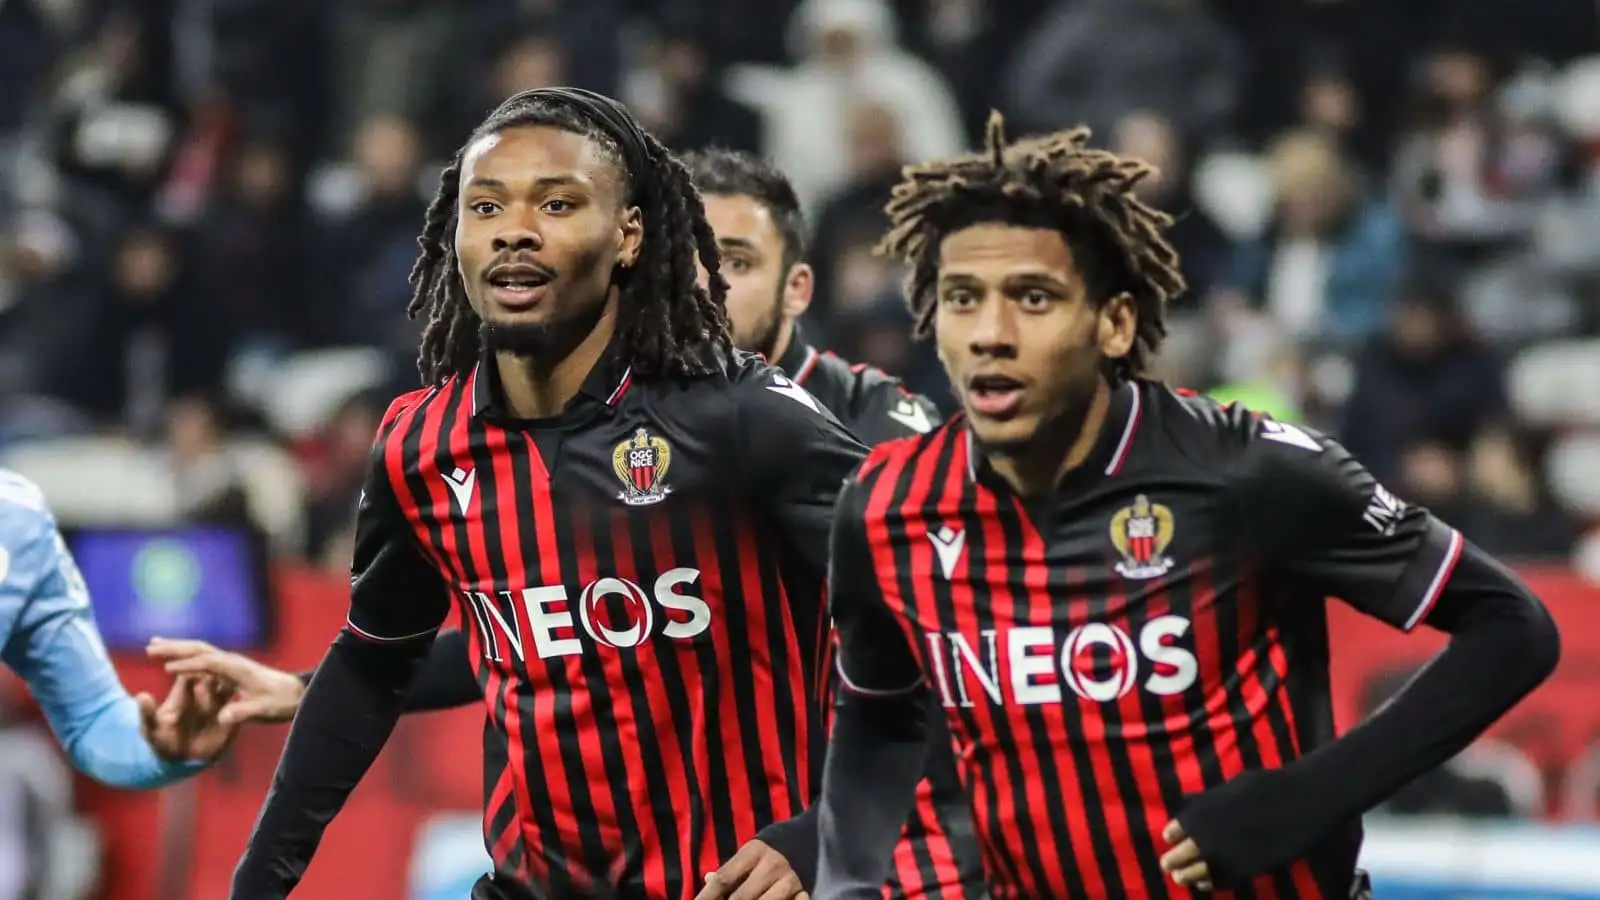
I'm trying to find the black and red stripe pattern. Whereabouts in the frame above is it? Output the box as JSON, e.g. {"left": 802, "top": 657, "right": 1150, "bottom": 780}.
{"left": 372, "top": 354, "right": 841, "bottom": 899}
{"left": 843, "top": 381, "right": 1435, "bottom": 899}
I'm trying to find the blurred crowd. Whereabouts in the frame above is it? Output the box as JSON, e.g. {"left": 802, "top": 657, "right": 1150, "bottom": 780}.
{"left": 2, "top": 0, "right": 1600, "bottom": 575}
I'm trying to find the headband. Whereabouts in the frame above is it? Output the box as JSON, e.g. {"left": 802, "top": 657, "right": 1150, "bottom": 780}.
{"left": 496, "top": 86, "right": 654, "bottom": 204}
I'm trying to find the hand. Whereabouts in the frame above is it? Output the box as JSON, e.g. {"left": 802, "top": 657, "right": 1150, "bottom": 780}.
{"left": 693, "top": 839, "right": 809, "bottom": 900}
{"left": 1160, "top": 820, "right": 1213, "bottom": 892}
{"left": 147, "top": 637, "right": 305, "bottom": 726}
{"left": 137, "top": 674, "right": 240, "bottom": 762}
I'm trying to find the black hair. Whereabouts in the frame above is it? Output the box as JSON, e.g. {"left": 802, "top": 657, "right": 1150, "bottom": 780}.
{"left": 679, "top": 148, "right": 809, "bottom": 268}
{"left": 879, "top": 112, "right": 1185, "bottom": 379}
{"left": 406, "top": 93, "right": 730, "bottom": 384}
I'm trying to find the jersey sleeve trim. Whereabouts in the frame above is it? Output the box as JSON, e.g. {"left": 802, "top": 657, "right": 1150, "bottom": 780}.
{"left": 345, "top": 621, "right": 438, "bottom": 644}
{"left": 835, "top": 657, "right": 924, "bottom": 697}
{"left": 1396, "top": 522, "right": 1465, "bottom": 631}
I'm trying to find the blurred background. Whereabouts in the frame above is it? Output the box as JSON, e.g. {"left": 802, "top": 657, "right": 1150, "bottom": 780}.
{"left": 0, "top": 0, "right": 1599, "bottom": 897}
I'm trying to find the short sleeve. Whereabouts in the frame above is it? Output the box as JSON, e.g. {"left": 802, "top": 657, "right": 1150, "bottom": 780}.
{"left": 1230, "top": 418, "right": 1464, "bottom": 631}
{"left": 345, "top": 428, "right": 452, "bottom": 643}
{"left": 736, "top": 366, "right": 869, "bottom": 573}
{"left": 830, "top": 476, "right": 924, "bottom": 695}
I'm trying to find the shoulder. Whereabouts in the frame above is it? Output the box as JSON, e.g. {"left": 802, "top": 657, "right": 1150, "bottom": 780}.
{"left": 808, "top": 352, "right": 941, "bottom": 443}
{"left": 0, "top": 469, "right": 53, "bottom": 543}
{"left": 848, "top": 417, "right": 963, "bottom": 505}
{"left": 0, "top": 470, "right": 60, "bottom": 588}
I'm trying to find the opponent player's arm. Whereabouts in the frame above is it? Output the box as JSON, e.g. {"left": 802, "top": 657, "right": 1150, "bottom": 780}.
{"left": 231, "top": 438, "right": 451, "bottom": 899}
{"left": 295, "top": 628, "right": 478, "bottom": 713}
{"left": 813, "top": 478, "right": 932, "bottom": 900}
{"left": 1181, "top": 421, "right": 1560, "bottom": 885}
{"left": 0, "top": 488, "right": 207, "bottom": 789}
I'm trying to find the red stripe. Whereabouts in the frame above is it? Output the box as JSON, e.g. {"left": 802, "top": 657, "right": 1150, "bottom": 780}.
{"left": 1104, "top": 577, "right": 1173, "bottom": 895}
{"left": 642, "top": 509, "right": 702, "bottom": 890}
{"left": 1404, "top": 529, "right": 1464, "bottom": 631}
{"left": 687, "top": 504, "right": 755, "bottom": 874}
{"left": 732, "top": 511, "right": 802, "bottom": 817}
{"left": 567, "top": 503, "right": 628, "bottom": 879}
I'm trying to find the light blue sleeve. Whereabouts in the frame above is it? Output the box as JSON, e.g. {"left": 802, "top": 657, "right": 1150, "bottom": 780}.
{"left": 0, "top": 473, "right": 206, "bottom": 789}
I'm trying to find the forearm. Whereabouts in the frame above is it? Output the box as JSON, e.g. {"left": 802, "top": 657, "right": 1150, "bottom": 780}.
{"left": 756, "top": 806, "right": 819, "bottom": 893}
{"left": 814, "top": 688, "right": 931, "bottom": 900}
{"left": 67, "top": 694, "right": 206, "bottom": 790}
{"left": 296, "top": 629, "right": 478, "bottom": 714}
{"left": 1181, "top": 547, "right": 1560, "bottom": 882}
{"left": 232, "top": 630, "right": 431, "bottom": 898}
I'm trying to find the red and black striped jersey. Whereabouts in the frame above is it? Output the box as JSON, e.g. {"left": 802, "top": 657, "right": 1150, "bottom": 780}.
{"left": 830, "top": 380, "right": 1464, "bottom": 900}
{"left": 777, "top": 338, "right": 987, "bottom": 900}
{"left": 350, "top": 345, "right": 866, "bottom": 899}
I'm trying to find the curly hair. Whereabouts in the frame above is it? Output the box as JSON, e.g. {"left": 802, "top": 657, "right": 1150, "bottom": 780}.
{"left": 878, "top": 112, "right": 1186, "bottom": 378}
{"left": 405, "top": 93, "right": 730, "bottom": 384}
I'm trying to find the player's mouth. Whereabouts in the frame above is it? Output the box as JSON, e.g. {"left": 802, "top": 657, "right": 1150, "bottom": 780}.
{"left": 485, "top": 262, "right": 554, "bottom": 311}
{"left": 966, "top": 373, "right": 1026, "bottom": 419}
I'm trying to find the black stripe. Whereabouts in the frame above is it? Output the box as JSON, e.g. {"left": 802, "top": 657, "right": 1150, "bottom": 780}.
{"left": 619, "top": 507, "right": 693, "bottom": 890}
{"left": 486, "top": 424, "right": 591, "bottom": 882}
{"left": 1099, "top": 576, "right": 1173, "bottom": 899}
{"left": 1021, "top": 553, "right": 1113, "bottom": 897}
{"left": 1129, "top": 571, "right": 1199, "bottom": 896}
{"left": 552, "top": 499, "right": 644, "bottom": 885}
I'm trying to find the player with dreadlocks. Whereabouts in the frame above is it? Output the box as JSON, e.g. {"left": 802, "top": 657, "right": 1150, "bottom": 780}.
{"left": 229, "top": 88, "right": 868, "bottom": 900}
{"left": 814, "top": 113, "right": 1556, "bottom": 899}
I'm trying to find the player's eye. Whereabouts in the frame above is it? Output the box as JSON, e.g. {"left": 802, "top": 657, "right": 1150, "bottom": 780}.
{"left": 725, "top": 257, "right": 753, "bottom": 273}
{"left": 469, "top": 200, "right": 500, "bottom": 216}
{"left": 1017, "top": 289, "right": 1053, "bottom": 310}
{"left": 942, "top": 290, "right": 977, "bottom": 308}
{"left": 542, "top": 198, "right": 576, "bottom": 213}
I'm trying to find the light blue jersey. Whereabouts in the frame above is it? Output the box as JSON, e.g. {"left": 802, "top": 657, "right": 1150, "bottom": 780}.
{"left": 0, "top": 469, "right": 205, "bottom": 789}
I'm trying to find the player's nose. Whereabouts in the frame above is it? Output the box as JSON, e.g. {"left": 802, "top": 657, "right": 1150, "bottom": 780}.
{"left": 491, "top": 219, "right": 543, "bottom": 253}
{"left": 967, "top": 296, "right": 1019, "bottom": 356}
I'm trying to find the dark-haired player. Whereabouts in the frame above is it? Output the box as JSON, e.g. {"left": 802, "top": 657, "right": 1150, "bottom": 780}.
{"left": 228, "top": 88, "right": 866, "bottom": 900}
{"left": 813, "top": 114, "right": 1560, "bottom": 899}
{"left": 158, "top": 147, "right": 980, "bottom": 899}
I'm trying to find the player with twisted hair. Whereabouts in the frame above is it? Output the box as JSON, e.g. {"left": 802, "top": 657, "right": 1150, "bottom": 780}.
{"left": 882, "top": 113, "right": 1184, "bottom": 381}
{"left": 815, "top": 112, "right": 1555, "bottom": 899}
{"left": 405, "top": 90, "right": 731, "bottom": 386}
{"left": 230, "top": 88, "right": 864, "bottom": 900}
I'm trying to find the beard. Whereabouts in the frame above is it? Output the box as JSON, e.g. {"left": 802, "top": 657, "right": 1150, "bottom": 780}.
{"left": 734, "top": 287, "right": 787, "bottom": 361}
{"left": 479, "top": 288, "right": 610, "bottom": 370}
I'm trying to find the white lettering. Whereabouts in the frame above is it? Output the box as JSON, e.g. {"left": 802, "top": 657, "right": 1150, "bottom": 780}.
{"left": 1007, "top": 627, "right": 1060, "bottom": 705}
{"left": 655, "top": 567, "right": 711, "bottom": 639}
{"left": 466, "top": 570, "right": 710, "bottom": 663}
{"left": 949, "top": 630, "right": 1002, "bottom": 706}
{"left": 930, "top": 618, "right": 1201, "bottom": 707}
{"left": 1141, "top": 615, "right": 1198, "bottom": 696}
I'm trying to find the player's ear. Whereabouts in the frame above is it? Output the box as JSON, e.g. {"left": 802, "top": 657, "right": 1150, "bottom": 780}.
{"left": 1098, "top": 292, "right": 1137, "bottom": 360}
{"left": 617, "top": 206, "right": 643, "bottom": 268}
{"left": 782, "top": 262, "right": 814, "bottom": 319}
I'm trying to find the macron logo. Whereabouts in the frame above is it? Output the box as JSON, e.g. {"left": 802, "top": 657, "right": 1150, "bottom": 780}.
{"left": 888, "top": 398, "right": 934, "bottom": 434}
{"left": 443, "top": 466, "right": 477, "bottom": 514}
{"left": 1260, "top": 419, "right": 1320, "bottom": 452}
{"left": 1362, "top": 484, "right": 1405, "bottom": 536}
{"left": 928, "top": 525, "right": 966, "bottom": 580}
{"left": 766, "top": 375, "right": 821, "bottom": 414}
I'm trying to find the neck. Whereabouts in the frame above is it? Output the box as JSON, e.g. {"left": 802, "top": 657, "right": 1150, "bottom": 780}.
{"left": 988, "top": 379, "right": 1114, "bottom": 497}
{"left": 495, "top": 296, "right": 619, "bottom": 419}
{"left": 769, "top": 319, "right": 798, "bottom": 368}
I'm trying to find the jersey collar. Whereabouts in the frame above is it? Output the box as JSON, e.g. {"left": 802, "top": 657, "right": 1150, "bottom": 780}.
{"left": 469, "top": 339, "right": 633, "bottom": 421}
{"left": 965, "top": 380, "right": 1143, "bottom": 491}
{"left": 774, "top": 333, "right": 821, "bottom": 386}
